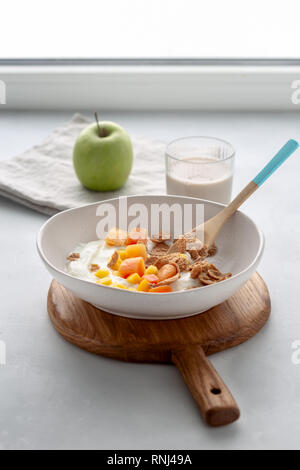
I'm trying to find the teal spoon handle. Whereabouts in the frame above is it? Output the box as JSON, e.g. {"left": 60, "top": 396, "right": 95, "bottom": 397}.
{"left": 253, "top": 139, "right": 299, "bottom": 187}
{"left": 195, "top": 139, "right": 299, "bottom": 247}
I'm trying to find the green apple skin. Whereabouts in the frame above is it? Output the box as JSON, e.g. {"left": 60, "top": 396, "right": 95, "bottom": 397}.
{"left": 73, "top": 121, "right": 133, "bottom": 191}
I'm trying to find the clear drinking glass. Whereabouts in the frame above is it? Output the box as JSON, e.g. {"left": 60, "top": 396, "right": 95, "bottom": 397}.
{"left": 165, "top": 136, "right": 235, "bottom": 204}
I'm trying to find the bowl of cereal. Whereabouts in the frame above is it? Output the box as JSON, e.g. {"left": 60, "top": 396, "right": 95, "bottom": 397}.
{"left": 37, "top": 195, "right": 264, "bottom": 319}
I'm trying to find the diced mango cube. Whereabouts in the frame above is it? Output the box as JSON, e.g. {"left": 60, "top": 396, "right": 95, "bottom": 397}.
{"left": 127, "top": 273, "right": 141, "bottom": 284}
{"left": 112, "top": 270, "right": 120, "bottom": 276}
{"left": 125, "top": 243, "right": 147, "bottom": 260}
{"left": 96, "top": 277, "right": 112, "bottom": 286}
{"left": 146, "top": 265, "right": 158, "bottom": 275}
{"left": 95, "top": 268, "right": 110, "bottom": 279}
{"left": 137, "top": 279, "right": 150, "bottom": 292}
{"left": 118, "top": 250, "right": 127, "bottom": 260}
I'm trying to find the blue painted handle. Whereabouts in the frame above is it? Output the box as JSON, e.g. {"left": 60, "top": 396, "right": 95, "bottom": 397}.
{"left": 253, "top": 139, "right": 299, "bottom": 187}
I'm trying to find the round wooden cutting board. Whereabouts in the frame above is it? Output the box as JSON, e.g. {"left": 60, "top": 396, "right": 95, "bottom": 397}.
{"left": 48, "top": 272, "right": 270, "bottom": 427}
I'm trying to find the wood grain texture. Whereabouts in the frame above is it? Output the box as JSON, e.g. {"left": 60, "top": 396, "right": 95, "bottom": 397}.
{"left": 47, "top": 272, "right": 270, "bottom": 426}
{"left": 172, "top": 346, "right": 240, "bottom": 426}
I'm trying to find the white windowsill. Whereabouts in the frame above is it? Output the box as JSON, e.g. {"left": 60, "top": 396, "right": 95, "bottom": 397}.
{"left": 1, "top": 64, "right": 300, "bottom": 111}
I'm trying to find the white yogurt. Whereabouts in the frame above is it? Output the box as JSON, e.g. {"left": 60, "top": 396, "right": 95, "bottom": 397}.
{"left": 66, "top": 240, "right": 132, "bottom": 288}
{"left": 66, "top": 240, "right": 200, "bottom": 291}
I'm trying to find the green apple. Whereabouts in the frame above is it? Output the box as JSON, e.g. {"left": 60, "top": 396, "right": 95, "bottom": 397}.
{"left": 73, "top": 120, "right": 133, "bottom": 191}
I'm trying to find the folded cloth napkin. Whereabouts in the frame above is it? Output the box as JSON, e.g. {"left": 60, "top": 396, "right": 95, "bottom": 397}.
{"left": 0, "top": 113, "right": 166, "bottom": 216}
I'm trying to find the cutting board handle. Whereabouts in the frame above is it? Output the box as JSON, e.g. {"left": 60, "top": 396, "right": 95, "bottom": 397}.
{"left": 172, "top": 345, "right": 240, "bottom": 426}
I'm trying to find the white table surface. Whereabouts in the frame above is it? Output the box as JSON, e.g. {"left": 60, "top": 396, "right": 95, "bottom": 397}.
{"left": 0, "top": 110, "right": 300, "bottom": 450}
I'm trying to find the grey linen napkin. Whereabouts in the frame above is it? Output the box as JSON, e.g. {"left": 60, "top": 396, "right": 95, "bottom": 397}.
{"left": 0, "top": 113, "right": 166, "bottom": 216}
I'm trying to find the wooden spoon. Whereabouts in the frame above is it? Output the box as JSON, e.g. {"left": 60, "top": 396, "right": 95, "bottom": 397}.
{"left": 191, "top": 139, "right": 299, "bottom": 247}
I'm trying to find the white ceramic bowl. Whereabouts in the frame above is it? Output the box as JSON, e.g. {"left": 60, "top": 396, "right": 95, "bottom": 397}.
{"left": 37, "top": 195, "right": 264, "bottom": 320}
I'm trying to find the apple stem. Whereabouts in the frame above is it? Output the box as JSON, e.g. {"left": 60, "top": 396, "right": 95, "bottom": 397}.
{"left": 94, "top": 112, "right": 105, "bottom": 138}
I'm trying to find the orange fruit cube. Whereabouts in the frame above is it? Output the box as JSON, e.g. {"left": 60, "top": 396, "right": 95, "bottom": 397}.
{"left": 118, "top": 257, "right": 145, "bottom": 278}
{"left": 125, "top": 243, "right": 147, "bottom": 260}
{"left": 137, "top": 279, "right": 150, "bottom": 292}
{"left": 148, "top": 285, "right": 172, "bottom": 293}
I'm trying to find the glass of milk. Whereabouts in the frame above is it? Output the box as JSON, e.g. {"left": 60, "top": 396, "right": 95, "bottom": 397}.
{"left": 165, "top": 137, "right": 235, "bottom": 204}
